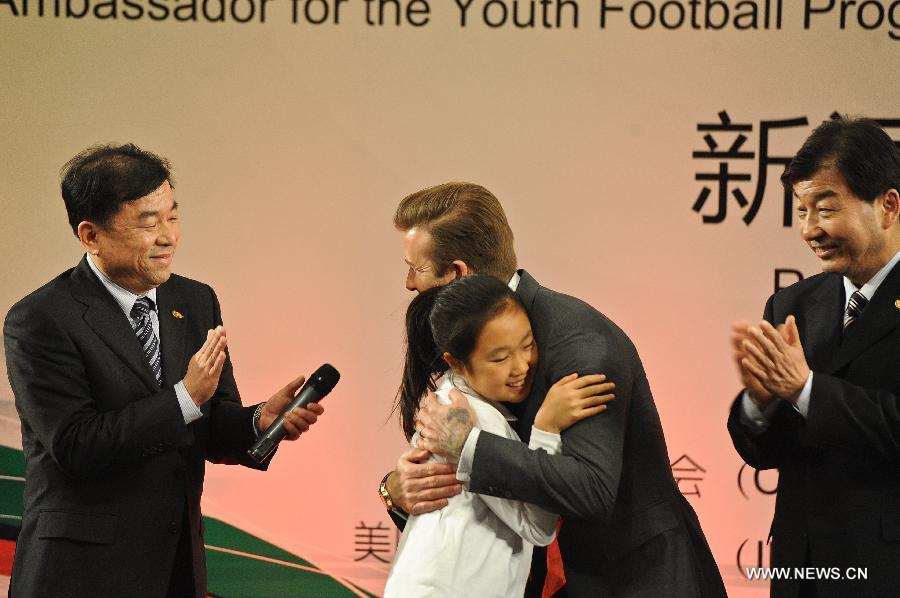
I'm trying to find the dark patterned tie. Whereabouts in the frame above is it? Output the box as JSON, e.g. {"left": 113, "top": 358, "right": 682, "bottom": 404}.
{"left": 843, "top": 290, "right": 868, "bottom": 329}
{"left": 131, "top": 297, "right": 163, "bottom": 386}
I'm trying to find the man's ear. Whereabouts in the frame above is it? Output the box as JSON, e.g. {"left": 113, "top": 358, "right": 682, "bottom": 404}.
{"left": 880, "top": 188, "right": 899, "bottom": 229}
{"left": 448, "top": 260, "right": 472, "bottom": 280}
{"left": 443, "top": 352, "right": 466, "bottom": 377}
{"left": 77, "top": 221, "right": 101, "bottom": 255}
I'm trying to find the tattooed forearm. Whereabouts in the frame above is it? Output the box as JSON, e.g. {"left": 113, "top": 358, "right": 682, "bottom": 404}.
{"left": 437, "top": 408, "right": 473, "bottom": 459}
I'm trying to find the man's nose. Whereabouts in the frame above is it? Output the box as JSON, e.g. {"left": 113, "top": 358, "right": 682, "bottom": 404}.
{"left": 157, "top": 221, "right": 177, "bottom": 245}
{"left": 799, "top": 216, "right": 820, "bottom": 241}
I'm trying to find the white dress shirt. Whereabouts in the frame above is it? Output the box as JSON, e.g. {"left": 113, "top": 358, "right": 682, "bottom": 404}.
{"left": 383, "top": 373, "right": 560, "bottom": 598}
{"left": 741, "top": 249, "right": 900, "bottom": 430}
{"left": 86, "top": 254, "right": 202, "bottom": 424}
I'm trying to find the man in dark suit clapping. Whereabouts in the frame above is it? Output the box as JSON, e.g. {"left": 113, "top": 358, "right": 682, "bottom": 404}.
{"left": 729, "top": 117, "right": 900, "bottom": 598}
{"left": 4, "top": 143, "right": 324, "bottom": 597}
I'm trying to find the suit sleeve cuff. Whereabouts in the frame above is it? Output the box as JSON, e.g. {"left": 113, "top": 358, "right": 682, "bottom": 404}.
{"left": 176, "top": 380, "right": 203, "bottom": 424}
{"left": 456, "top": 428, "right": 480, "bottom": 483}
{"left": 740, "top": 391, "right": 778, "bottom": 433}
{"left": 791, "top": 372, "right": 813, "bottom": 419}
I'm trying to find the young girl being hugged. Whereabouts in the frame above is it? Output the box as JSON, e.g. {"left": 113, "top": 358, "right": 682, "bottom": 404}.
{"left": 384, "top": 275, "right": 614, "bottom": 597}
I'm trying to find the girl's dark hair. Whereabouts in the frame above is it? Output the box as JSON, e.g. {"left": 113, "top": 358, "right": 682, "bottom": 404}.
{"left": 394, "top": 275, "right": 522, "bottom": 440}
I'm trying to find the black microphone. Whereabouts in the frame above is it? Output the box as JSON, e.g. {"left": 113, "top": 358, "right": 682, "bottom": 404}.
{"left": 247, "top": 363, "right": 340, "bottom": 463}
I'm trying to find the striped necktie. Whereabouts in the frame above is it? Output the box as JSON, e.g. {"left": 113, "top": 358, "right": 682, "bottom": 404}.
{"left": 131, "top": 296, "right": 163, "bottom": 386}
{"left": 843, "top": 290, "right": 868, "bottom": 329}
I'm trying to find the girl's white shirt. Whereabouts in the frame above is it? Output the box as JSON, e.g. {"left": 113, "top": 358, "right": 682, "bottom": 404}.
{"left": 383, "top": 372, "right": 561, "bottom": 598}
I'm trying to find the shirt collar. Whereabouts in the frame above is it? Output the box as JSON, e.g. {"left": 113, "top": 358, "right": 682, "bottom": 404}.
{"left": 85, "top": 253, "right": 158, "bottom": 318}
{"left": 507, "top": 271, "right": 521, "bottom": 292}
{"left": 842, "top": 249, "right": 900, "bottom": 308}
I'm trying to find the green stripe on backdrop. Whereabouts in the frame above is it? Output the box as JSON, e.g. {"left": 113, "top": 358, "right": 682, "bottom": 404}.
{"left": 205, "top": 518, "right": 377, "bottom": 597}
{"left": 0, "top": 480, "right": 23, "bottom": 522}
{"left": 0, "top": 446, "right": 25, "bottom": 525}
{"left": 0, "top": 446, "right": 26, "bottom": 478}
{"left": 0, "top": 445, "right": 375, "bottom": 597}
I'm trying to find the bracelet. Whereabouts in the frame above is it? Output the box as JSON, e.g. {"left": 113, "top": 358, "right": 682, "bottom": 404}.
{"left": 252, "top": 402, "right": 266, "bottom": 437}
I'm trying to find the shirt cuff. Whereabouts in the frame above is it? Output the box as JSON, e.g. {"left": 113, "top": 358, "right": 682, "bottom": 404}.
{"left": 528, "top": 427, "right": 561, "bottom": 454}
{"left": 792, "top": 372, "right": 813, "bottom": 419}
{"left": 176, "top": 380, "right": 203, "bottom": 424}
{"left": 739, "top": 391, "right": 778, "bottom": 433}
{"left": 456, "top": 428, "right": 480, "bottom": 483}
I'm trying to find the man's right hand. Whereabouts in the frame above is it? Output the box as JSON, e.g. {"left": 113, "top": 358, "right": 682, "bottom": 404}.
{"left": 386, "top": 447, "right": 463, "bottom": 515}
{"left": 732, "top": 320, "right": 775, "bottom": 407}
{"left": 184, "top": 326, "right": 227, "bottom": 406}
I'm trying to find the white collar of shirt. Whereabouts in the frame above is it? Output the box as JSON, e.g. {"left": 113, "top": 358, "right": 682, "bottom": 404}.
{"left": 842, "top": 249, "right": 900, "bottom": 310}
{"left": 85, "top": 253, "right": 158, "bottom": 319}
{"left": 507, "top": 270, "right": 521, "bottom": 292}
{"left": 443, "top": 372, "right": 517, "bottom": 423}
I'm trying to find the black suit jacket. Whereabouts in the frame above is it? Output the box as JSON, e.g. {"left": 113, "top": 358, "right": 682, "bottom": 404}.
{"left": 4, "top": 257, "right": 267, "bottom": 598}
{"left": 728, "top": 263, "right": 900, "bottom": 598}
{"left": 469, "top": 271, "right": 726, "bottom": 597}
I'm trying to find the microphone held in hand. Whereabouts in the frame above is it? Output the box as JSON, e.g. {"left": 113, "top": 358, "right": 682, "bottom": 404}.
{"left": 247, "top": 363, "right": 340, "bottom": 463}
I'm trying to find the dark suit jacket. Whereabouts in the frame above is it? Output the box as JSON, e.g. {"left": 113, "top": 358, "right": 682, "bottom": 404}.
{"left": 469, "top": 271, "right": 725, "bottom": 597}
{"left": 4, "top": 256, "right": 267, "bottom": 598}
{"left": 728, "top": 264, "right": 900, "bottom": 598}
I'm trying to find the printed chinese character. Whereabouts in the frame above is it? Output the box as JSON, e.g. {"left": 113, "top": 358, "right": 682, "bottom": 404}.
{"left": 754, "top": 116, "right": 810, "bottom": 226}
{"left": 693, "top": 111, "right": 807, "bottom": 226}
{"left": 354, "top": 521, "right": 393, "bottom": 563}
{"left": 692, "top": 110, "right": 755, "bottom": 224}
{"left": 671, "top": 454, "right": 706, "bottom": 498}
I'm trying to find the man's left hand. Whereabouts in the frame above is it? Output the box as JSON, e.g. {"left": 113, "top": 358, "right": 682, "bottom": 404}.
{"left": 416, "top": 388, "right": 476, "bottom": 461}
{"left": 259, "top": 375, "right": 325, "bottom": 439}
{"left": 740, "top": 315, "right": 810, "bottom": 403}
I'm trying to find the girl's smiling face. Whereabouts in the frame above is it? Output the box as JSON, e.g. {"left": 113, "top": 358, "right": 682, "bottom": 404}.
{"left": 445, "top": 305, "right": 537, "bottom": 403}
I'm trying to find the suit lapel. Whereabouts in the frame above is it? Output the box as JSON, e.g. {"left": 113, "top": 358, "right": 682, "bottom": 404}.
{"left": 69, "top": 257, "right": 160, "bottom": 393}
{"left": 155, "top": 284, "right": 187, "bottom": 388}
{"left": 801, "top": 275, "right": 844, "bottom": 372}
{"left": 829, "top": 263, "right": 900, "bottom": 373}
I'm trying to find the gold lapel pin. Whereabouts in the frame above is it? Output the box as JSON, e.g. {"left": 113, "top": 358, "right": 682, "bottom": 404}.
{"left": 172, "top": 310, "right": 184, "bottom": 319}
{"left": 895, "top": 299, "right": 900, "bottom": 310}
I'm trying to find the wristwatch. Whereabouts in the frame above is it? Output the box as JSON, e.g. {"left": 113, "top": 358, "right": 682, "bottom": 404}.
{"left": 252, "top": 402, "right": 266, "bottom": 438}
{"left": 379, "top": 471, "right": 397, "bottom": 511}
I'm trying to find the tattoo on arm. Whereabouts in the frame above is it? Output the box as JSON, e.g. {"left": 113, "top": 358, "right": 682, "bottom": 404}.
{"left": 440, "top": 408, "right": 473, "bottom": 458}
